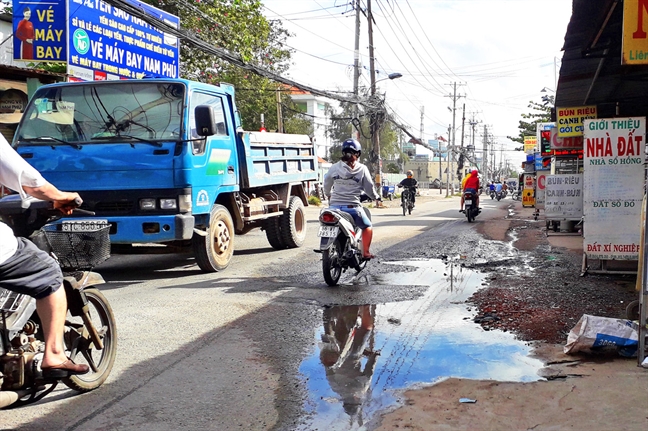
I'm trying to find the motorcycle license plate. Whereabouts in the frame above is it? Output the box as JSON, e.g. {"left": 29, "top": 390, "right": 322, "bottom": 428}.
{"left": 465, "top": 200, "right": 472, "bottom": 205}
{"left": 61, "top": 220, "right": 109, "bottom": 232}
{"left": 317, "top": 226, "right": 339, "bottom": 237}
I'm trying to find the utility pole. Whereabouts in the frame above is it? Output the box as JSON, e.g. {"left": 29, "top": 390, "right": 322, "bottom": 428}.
{"left": 367, "top": 0, "right": 380, "bottom": 189}
{"left": 446, "top": 124, "right": 451, "bottom": 197}
{"left": 483, "top": 124, "right": 489, "bottom": 181}
{"left": 352, "top": 0, "right": 361, "bottom": 140}
{"left": 446, "top": 82, "right": 464, "bottom": 196}
{"left": 275, "top": 87, "right": 283, "bottom": 133}
{"left": 457, "top": 103, "right": 466, "bottom": 185}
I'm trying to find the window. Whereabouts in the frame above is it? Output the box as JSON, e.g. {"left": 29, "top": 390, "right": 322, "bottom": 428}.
{"left": 189, "top": 92, "right": 228, "bottom": 154}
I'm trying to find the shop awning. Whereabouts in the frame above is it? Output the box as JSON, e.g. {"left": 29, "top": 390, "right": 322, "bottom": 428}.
{"left": 0, "top": 79, "right": 28, "bottom": 93}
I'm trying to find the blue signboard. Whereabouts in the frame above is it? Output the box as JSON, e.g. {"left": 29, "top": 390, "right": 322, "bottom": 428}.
{"left": 12, "top": 0, "right": 67, "bottom": 62}
{"left": 67, "top": 0, "right": 179, "bottom": 81}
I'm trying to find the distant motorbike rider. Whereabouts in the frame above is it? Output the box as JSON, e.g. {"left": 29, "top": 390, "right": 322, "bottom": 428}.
{"left": 460, "top": 169, "right": 481, "bottom": 212}
{"left": 495, "top": 181, "right": 503, "bottom": 194}
{"left": 323, "top": 138, "right": 380, "bottom": 259}
{"left": 398, "top": 170, "right": 418, "bottom": 208}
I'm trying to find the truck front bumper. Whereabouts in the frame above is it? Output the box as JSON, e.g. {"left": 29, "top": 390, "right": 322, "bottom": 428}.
{"left": 97, "top": 214, "right": 195, "bottom": 244}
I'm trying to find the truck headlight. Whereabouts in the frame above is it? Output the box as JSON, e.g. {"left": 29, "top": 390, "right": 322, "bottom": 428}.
{"left": 159, "top": 198, "right": 177, "bottom": 210}
{"left": 140, "top": 198, "right": 156, "bottom": 210}
{"left": 178, "top": 194, "right": 192, "bottom": 213}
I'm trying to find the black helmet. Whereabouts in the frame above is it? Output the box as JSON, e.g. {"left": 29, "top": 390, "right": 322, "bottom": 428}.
{"left": 341, "top": 138, "right": 362, "bottom": 156}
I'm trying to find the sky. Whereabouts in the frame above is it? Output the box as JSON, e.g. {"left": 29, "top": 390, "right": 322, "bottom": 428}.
{"left": 261, "top": 0, "right": 573, "bottom": 170}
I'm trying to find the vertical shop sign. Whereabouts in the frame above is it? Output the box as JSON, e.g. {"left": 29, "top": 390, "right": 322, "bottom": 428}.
{"left": 622, "top": 0, "right": 648, "bottom": 64}
{"left": 13, "top": 0, "right": 66, "bottom": 62}
{"left": 583, "top": 117, "right": 646, "bottom": 260}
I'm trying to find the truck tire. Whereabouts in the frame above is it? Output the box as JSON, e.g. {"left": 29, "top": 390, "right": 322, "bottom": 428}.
{"left": 264, "top": 217, "right": 287, "bottom": 250}
{"left": 280, "top": 196, "right": 306, "bottom": 248}
{"left": 192, "top": 204, "right": 234, "bottom": 272}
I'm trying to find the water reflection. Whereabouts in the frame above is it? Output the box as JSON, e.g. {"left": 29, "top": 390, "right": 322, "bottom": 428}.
{"left": 298, "top": 259, "right": 544, "bottom": 430}
{"left": 319, "top": 305, "right": 377, "bottom": 427}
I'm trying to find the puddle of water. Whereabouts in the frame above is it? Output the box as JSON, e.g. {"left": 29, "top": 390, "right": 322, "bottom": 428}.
{"left": 297, "top": 258, "right": 544, "bottom": 430}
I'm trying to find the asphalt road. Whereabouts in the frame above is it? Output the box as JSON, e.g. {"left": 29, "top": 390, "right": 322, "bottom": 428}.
{"left": 1, "top": 192, "right": 513, "bottom": 430}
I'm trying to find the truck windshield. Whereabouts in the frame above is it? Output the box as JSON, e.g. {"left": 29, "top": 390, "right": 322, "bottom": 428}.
{"left": 16, "top": 82, "right": 185, "bottom": 145}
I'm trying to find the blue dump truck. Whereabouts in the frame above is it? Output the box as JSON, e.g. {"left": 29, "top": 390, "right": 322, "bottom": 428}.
{"left": 11, "top": 79, "right": 317, "bottom": 272}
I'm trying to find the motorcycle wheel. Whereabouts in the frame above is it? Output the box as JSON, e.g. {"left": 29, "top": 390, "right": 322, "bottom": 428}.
{"left": 63, "top": 288, "right": 117, "bottom": 392}
{"left": 466, "top": 207, "right": 474, "bottom": 222}
{"left": 322, "top": 238, "right": 343, "bottom": 286}
{"left": 408, "top": 205, "right": 412, "bottom": 215}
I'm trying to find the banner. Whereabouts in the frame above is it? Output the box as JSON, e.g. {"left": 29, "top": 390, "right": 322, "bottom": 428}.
{"left": 12, "top": 0, "right": 67, "bottom": 62}
{"left": 622, "top": 0, "right": 648, "bottom": 64}
{"left": 556, "top": 106, "right": 597, "bottom": 137}
{"left": 583, "top": 117, "right": 646, "bottom": 260}
{"left": 544, "top": 174, "right": 583, "bottom": 220}
{"left": 523, "top": 136, "right": 537, "bottom": 154}
{"left": 67, "top": 0, "right": 180, "bottom": 81}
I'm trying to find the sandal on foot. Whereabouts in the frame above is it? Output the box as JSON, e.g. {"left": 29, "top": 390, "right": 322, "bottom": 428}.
{"left": 42, "top": 359, "right": 90, "bottom": 379}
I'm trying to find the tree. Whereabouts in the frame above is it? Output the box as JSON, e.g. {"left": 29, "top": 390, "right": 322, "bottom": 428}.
{"left": 507, "top": 95, "right": 554, "bottom": 144}
{"left": 145, "top": 0, "right": 304, "bottom": 131}
{"left": 326, "top": 101, "right": 404, "bottom": 169}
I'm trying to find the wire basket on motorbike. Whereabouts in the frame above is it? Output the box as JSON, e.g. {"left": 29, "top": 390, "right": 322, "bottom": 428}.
{"left": 37, "top": 223, "right": 111, "bottom": 270}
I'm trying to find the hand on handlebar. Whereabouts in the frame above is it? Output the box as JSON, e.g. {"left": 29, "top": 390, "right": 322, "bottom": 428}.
{"left": 53, "top": 194, "right": 82, "bottom": 215}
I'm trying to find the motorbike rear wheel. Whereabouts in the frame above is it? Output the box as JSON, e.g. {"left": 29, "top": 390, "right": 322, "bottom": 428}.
{"left": 322, "top": 238, "right": 343, "bottom": 286}
{"left": 63, "top": 287, "right": 117, "bottom": 392}
{"left": 466, "top": 206, "right": 474, "bottom": 222}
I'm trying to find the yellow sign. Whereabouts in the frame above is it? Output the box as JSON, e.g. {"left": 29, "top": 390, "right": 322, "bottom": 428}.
{"left": 622, "top": 0, "right": 648, "bottom": 64}
{"left": 556, "top": 106, "right": 597, "bottom": 137}
{"left": 522, "top": 189, "right": 535, "bottom": 207}
{"left": 523, "top": 136, "right": 537, "bottom": 154}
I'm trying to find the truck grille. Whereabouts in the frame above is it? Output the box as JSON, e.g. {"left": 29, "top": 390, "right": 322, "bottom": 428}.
{"left": 95, "top": 201, "right": 134, "bottom": 213}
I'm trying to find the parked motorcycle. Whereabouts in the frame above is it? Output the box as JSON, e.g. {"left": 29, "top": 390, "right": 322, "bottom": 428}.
{"left": 399, "top": 187, "right": 415, "bottom": 216}
{"left": 462, "top": 190, "right": 480, "bottom": 222}
{"left": 0, "top": 196, "right": 116, "bottom": 408}
{"left": 316, "top": 196, "right": 374, "bottom": 286}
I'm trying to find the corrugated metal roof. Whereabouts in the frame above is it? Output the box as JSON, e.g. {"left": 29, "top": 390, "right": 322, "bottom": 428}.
{"left": 556, "top": 0, "right": 648, "bottom": 117}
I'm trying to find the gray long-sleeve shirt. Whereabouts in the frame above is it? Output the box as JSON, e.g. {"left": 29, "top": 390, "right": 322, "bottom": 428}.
{"left": 323, "top": 161, "right": 379, "bottom": 206}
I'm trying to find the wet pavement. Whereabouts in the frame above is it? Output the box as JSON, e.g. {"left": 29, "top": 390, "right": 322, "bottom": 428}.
{"left": 297, "top": 258, "right": 545, "bottom": 430}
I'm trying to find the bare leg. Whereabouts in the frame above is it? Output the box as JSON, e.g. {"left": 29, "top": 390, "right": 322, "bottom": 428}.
{"left": 37, "top": 286, "right": 69, "bottom": 367}
{"left": 362, "top": 227, "right": 373, "bottom": 258}
{"left": 460, "top": 196, "right": 464, "bottom": 211}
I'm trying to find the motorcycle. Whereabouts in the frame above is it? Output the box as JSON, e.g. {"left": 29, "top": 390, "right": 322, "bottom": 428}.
{"left": 399, "top": 187, "right": 415, "bottom": 216}
{"left": 0, "top": 196, "right": 116, "bottom": 408}
{"left": 463, "top": 190, "right": 481, "bottom": 222}
{"left": 489, "top": 190, "right": 495, "bottom": 200}
{"left": 316, "top": 196, "right": 374, "bottom": 286}
{"left": 495, "top": 190, "right": 503, "bottom": 201}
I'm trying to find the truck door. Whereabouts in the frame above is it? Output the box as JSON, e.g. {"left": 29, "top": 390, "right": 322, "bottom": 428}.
{"left": 188, "top": 92, "right": 237, "bottom": 187}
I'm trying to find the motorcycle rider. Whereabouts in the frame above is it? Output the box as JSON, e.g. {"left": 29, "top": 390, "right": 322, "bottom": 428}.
{"left": 494, "top": 181, "right": 503, "bottom": 198}
{"left": 323, "top": 138, "right": 381, "bottom": 259}
{"left": 397, "top": 170, "right": 418, "bottom": 208}
{"left": 0, "top": 135, "right": 89, "bottom": 378}
{"left": 460, "top": 169, "right": 481, "bottom": 212}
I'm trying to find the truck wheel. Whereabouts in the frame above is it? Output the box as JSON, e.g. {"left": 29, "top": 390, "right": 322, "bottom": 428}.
{"left": 192, "top": 204, "right": 234, "bottom": 272}
{"left": 264, "top": 217, "right": 286, "bottom": 250}
{"left": 281, "top": 196, "right": 306, "bottom": 248}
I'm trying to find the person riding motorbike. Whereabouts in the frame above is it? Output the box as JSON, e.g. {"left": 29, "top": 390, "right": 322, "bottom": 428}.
{"left": 460, "top": 169, "right": 481, "bottom": 212}
{"left": 397, "top": 170, "right": 418, "bottom": 208}
{"left": 494, "top": 181, "right": 503, "bottom": 197}
{"left": 0, "top": 134, "right": 89, "bottom": 378}
{"left": 323, "top": 138, "right": 380, "bottom": 259}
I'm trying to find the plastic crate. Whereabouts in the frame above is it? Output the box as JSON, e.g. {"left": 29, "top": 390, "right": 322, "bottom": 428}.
{"left": 41, "top": 224, "right": 111, "bottom": 270}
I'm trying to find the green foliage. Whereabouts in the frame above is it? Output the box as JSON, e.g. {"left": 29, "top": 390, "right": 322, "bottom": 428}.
{"left": 307, "top": 195, "right": 321, "bottom": 206}
{"left": 144, "top": 0, "right": 302, "bottom": 131}
{"left": 24, "top": 62, "right": 66, "bottom": 74}
{"left": 326, "top": 102, "right": 404, "bottom": 166}
{"left": 384, "top": 162, "right": 400, "bottom": 173}
{"left": 508, "top": 95, "right": 554, "bottom": 144}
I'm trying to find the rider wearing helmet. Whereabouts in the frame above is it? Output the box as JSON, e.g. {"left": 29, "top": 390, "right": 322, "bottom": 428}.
{"left": 323, "top": 138, "right": 381, "bottom": 259}
{"left": 398, "top": 170, "right": 418, "bottom": 208}
{"left": 460, "top": 169, "right": 481, "bottom": 212}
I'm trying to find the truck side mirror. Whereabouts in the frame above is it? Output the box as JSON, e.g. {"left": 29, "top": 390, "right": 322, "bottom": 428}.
{"left": 195, "top": 105, "right": 216, "bottom": 136}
